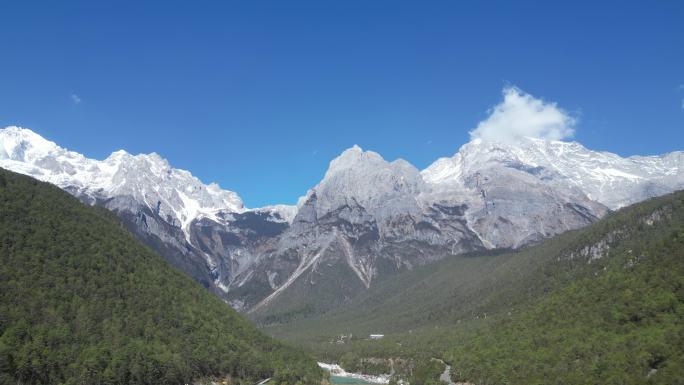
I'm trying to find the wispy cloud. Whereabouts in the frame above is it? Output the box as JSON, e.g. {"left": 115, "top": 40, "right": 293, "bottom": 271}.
{"left": 71, "top": 93, "right": 82, "bottom": 104}
{"left": 470, "top": 86, "right": 576, "bottom": 143}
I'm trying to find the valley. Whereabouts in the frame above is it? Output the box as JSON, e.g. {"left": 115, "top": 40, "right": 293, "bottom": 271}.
{"left": 1, "top": 126, "right": 682, "bottom": 385}
{"left": 0, "top": 169, "right": 323, "bottom": 385}
{"left": 1, "top": 126, "right": 682, "bottom": 318}
{"left": 3, "top": 2, "right": 682, "bottom": 384}
{"left": 264, "top": 191, "right": 684, "bottom": 385}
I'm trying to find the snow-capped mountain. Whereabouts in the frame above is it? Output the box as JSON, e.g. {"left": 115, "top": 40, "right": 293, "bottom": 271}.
{"left": 1, "top": 126, "right": 682, "bottom": 315}
{"left": 238, "top": 145, "right": 485, "bottom": 313}
{"left": 245, "top": 141, "right": 618, "bottom": 314}
{"left": 420, "top": 136, "right": 683, "bottom": 249}
{"left": 423, "top": 137, "right": 684, "bottom": 210}
{"left": 0, "top": 126, "right": 289, "bottom": 298}
{"left": 0, "top": 126, "right": 244, "bottom": 233}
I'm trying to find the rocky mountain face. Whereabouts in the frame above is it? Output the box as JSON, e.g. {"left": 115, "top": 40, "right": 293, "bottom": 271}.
{"left": 2, "top": 126, "right": 682, "bottom": 313}
{"left": 0, "top": 126, "right": 276, "bottom": 299}
{"left": 234, "top": 146, "right": 486, "bottom": 313}
{"left": 421, "top": 137, "right": 683, "bottom": 248}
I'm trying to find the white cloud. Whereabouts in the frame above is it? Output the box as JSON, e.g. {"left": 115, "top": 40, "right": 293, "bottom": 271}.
{"left": 71, "top": 94, "right": 82, "bottom": 104}
{"left": 469, "top": 86, "right": 576, "bottom": 143}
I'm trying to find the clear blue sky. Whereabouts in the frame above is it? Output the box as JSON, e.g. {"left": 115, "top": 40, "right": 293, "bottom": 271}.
{"left": 1, "top": 1, "right": 683, "bottom": 207}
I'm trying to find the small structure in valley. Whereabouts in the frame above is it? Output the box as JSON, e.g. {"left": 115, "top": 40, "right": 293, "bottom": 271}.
{"left": 369, "top": 334, "right": 384, "bottom": 340}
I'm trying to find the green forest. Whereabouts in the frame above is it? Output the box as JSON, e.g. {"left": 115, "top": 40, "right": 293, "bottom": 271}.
{"left": 447, "top": 196, "right": 684, "bottom": 385}
{"left": 1, "top": 165, "right": 682, "bottom": 385}
{"left": 264, "top": 192, "right": 684, "bottom": 385}
{"left": 0, "top": 169, "right": 324, "bottom": 385}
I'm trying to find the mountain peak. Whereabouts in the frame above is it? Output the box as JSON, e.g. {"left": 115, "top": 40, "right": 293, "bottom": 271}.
{"left": 0, "top": 125, "right": 40, "bottom": 138}
{"left": 348, "top": 144, "right": 363, "bottom": 152}
{"left": 0, "top": 126, "right": 61, "bottom": 161}
{"left": 334, "top": 144, "right": 379, "bottom": 161}
{"left": 0, "top": 126, "right": 245, "bottom": 235}
{"left": 307, "top": 144, "right": 424, "bottom": 218}
{"left": 422, "top": 135, "right": 683, "bottom": 209}
{"left": 106, "top": 149, "right": 131, "bottom": 158}
{"left": 321, "top": 146, "right": 389, "bottom": 186}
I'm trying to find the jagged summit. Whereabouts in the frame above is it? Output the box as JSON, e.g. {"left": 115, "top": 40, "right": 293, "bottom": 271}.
{"left": 309, "top": 144, "right": 424, "bottom": 218}
{"left": 324, "top": 145, "right": 383, "bottom": 175}
{"left": 0, "top": 126, "right": 62, "bottom": 160}
{"left": 0, "top": 126, "right": 245, "bottom": 233}
{"left": 314, "top": 145, "right": 422, "bottom": 196}
{"left": 2, "top": 125, "right": 683, "bottom": 313}
{"left": 422, "top": 136, "right": 684, "bottom": 209}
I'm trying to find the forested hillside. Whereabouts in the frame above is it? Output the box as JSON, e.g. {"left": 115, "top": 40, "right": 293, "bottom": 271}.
{"left": 0, "top": 169, "right": 323, "bottom": 385}
{"left": 264, "top": 191, "right": 684, "bottom": 385}
{"left": 447, "top": 192, "right": 684, "bottom": 384}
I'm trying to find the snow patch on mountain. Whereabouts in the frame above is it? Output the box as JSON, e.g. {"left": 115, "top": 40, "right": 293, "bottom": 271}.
{"left": 250, "top": 204, "right": 298, "bottom": 223}
{"left": 3, "top": 125, "right": 683, "bottom": 314}
{"left": 0, "top": 126, "right": 245, "bottom": 238}
{"left": 422, "top": 136, "right": 684, "bottom": 209}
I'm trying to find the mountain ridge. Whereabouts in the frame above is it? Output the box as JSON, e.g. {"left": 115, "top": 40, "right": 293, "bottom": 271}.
{"left": 1, "top": 125, "right": 682, "bottom": 314}
{"left": 262, "top": 189, "right": 684, "bottom": 385}
{"left": 0, "top": 167, "right": 323, "bottom": 385}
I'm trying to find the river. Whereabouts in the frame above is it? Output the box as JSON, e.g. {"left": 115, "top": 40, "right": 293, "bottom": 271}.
{"left": 318, "top": 362, "right": 389, "bottom": 385}
{"left": 329, "top": 375, "right": 376, "bottom": 384}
